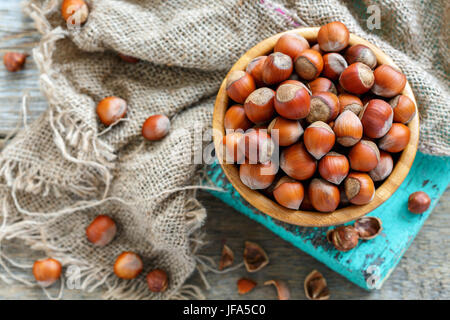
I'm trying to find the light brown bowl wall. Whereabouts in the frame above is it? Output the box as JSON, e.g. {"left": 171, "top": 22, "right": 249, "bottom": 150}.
{"left": 213, "top": 27, "right": 419, "bottom": 227}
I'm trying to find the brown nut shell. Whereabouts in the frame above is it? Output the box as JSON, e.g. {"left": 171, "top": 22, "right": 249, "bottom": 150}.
{"left": 86, "top": 215, "right": 117, "bottom": 247}
{"left": 3, "top": 52, "right": 28, "bottom": 72}
{"left": 142, "top": 114, "right": 171, "bottom": 141}
{"left": 224, "top": 105, "right": 252, "bottom": 131}
{"left": 344, "top": 172, "right": 375, "bottom": 205}
{"left": 344, "top": 44, "right": 377, "bottom": 69}
{"left": 243, "top": 241, "right": 269, "bottom": 272}
{"left": 239, "top": 129, "right": 274, "bottom": 163}
{"left": 317, "top": 21, "right": 349, "bottom": 52}
{"left": 333, "top": 110, "right": 363, "bottom": 147}
{"left": 61, "top": 0, "right": 89, "bottom": 25}
{"left": 322, "top": 53, "right": 348, "bottom": 81}
{"left": 238, "top": 278, "right": 257, "bottom": 295}
{"left": 274, "top": 33, "right": 310, "bottom": 59}
{"left": 32, "top": 258, "right": 62, "bottom": 287}
{"left": 294, "top": 49, "right": 324, "bottom": 81}
{"left": 338, "top": 93, "right": 363, "bottom": 115}
{"left": 359, "top": 99, "right": 393, "bottom": 139}
{"left": 244, "top": 87, "right": 275, "bottom": 123}
{"left": 226, "top": 70, "right": 256, "bottom": 104}
{"left": 371, "top": 64, "right": 406, "bottom": 98}
{"left": 274, "top": 84, "right": 310, "bottom": 120}
{"left": 307, "top": 91, "right": 340, "bottom": 124}
{"left": 304, "top": 270, "right": 330, "bottom": 300}
{"left": 303, "top": 121, "right": 336, "bottom": 160}
{"left": 280, "top": 142, "right": 317, "bottom": 180}
{"left": 264, "top": 280, "right": 290, "bottom": 300}
{"left": 113, "top": 252, "right": 143, "bottom": 279}
{"left": 408, "top": 191, "right": 431, "bottom": 214}
{"left": 318, "top": 152, "right": 350, "bottom": 185}
{"left": 262, "top": 52, "right": 293, "bottom": 85}
{"left": 219, "top": 244, "right": 234, "bottom": 270}
{"left": 378, "top": 123, "right": 411, "bottom": 153}
{"left": 308, "top": 178, "right": 340, "bottom": 213}
{"left": 308, "top": 77, "right": 337, "bottom": 95}
{"left": 268, "top": 116, "right": 303, "bottom": 147}
{"left": 369, "top": 151, "right": 393, "bottom": 181}
{"left": 222, "top": 132, "right": 245, "bottom": 164}
{"left": 339, "top": 62, "right": 374, "bottom": 95}
{"left": 239, "top": 161, "right": 277, "bottom": 190}
{"left": 96, "top": 96, "right": 127, "bottom": 126}
{"left": 330, "top": 225, "right": 359, "bottom": 251}
{"left": 354, "top": 216, "right": 383, "bottom": 240}
{"left": 273, "top": 176, "right": 305, "bottom": 210}
{"left": 389, "top": 95, "right": 416, "bottom": 124}
{"left": 146, "top": 269, "right": 169, "bottom": 292}
{"left": 246, "top": 56, "right": 267, "bottom": 86}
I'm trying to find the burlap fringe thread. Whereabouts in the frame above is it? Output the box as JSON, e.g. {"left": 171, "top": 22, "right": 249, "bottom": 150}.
{"left": 0, "top": 0, "right": 226, "bottom": 300}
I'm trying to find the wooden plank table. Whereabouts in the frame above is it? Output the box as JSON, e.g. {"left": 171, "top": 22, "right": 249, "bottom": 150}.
{"left": 0, "top": 1, "right": 448, "bottom": 300}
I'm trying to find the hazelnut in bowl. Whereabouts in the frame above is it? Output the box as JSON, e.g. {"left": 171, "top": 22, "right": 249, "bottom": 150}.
{"left": 213, "top": 22, "right": 419, "bottom": 227}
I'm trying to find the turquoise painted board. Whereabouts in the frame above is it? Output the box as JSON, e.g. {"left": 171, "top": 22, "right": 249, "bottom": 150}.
{"left": 205, "top": 152, "right": 449, "bottom": 290}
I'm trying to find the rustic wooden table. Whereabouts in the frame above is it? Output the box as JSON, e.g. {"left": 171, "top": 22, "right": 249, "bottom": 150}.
{"left": 0, "top": 1, "right": 448, "bottom": 300}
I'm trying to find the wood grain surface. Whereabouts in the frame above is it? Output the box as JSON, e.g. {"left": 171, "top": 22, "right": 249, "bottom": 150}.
{"left": 0, "top": 1, "right": 448, "bottom": 299}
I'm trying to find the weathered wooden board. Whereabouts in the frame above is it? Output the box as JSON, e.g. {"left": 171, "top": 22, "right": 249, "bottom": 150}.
{"left": 206, "top": 153, "right": 450, "bottom": 290}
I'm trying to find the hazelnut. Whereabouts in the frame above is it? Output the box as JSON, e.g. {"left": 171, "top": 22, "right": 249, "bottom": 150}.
{"left": 317, "top": 21, "right": 350, "bottom": 52}
{"left": 246, "top": 56, "right": 267, "bottom": 86}
{"left": 308, "top": 77, "right": 337, "bottom": 95}
{"left": 359, "top": 99, "right": 393, "bottom": 138}
{"left": 274, "top": 84, "right": 310, "bottom": 120}
{"left": 96, "top": 96, "right": 128, "bottom": 126}
{"left": 113, "top": 252, "right": 143, "bottom": 279}
{"left": 354, "top": 216, "right": 383, "bottom": 240}
{"left": 267, "top": 116, "right": 303, "bottom": 147}
{"left": 264, "top": 280, "right": 290, "bottom": 300}
{"left": 32, "top": 258, "right": 62, "bottom": 287}
{"left": 338, "top": 93, "right": 363, "bottom": 115}
{"left": 333, "top": 110, "right": 363, "bottom": 147}
{"left": 378, "top": 123, "right": 410, "bottom": 153}
{"left": 300, "top": 189, "right": 314, "bottom": 211}
{"left": 86, "top": 215, "right": 117, "bottom": 247}
{"left": 280, "top": 142, "right": 317, "bottom": 180}
{"left": 146, "top": 269, "right": 169, "bottom": 292}
{"left": 322, "top": 53, "right": 348, "bottom": 81}
{"left": 369, "top": 151, "right": 393, "bottom": 181}
{"left": 303, "top": 121, "right": 336, "bottom": 160}
{"left": 224, "top": 105, "right": 253, "bottom": 131}
{"left": 306, "top": 91, "right": 340, "bottom": 124}
{"left": 318, "top": 152, "right": 349, "bottom": 185}
{"left": 142, "top": 114, "right": 171, "bottom": 141}
{"left": 222, "top": 132, "right": 245, "bottom": 164}
{"left": 3, "top": 52, "right": 28, "bottom": 72}
{"left": 237, "top": 278, "right": 257, "bottom": 295}
{"left": 330, "top": 225, "right": 359, "bottom": 251}
{"left": 273, "top": 176, "right": 305, "bottom": 210}
{"left": 304, "top": 270, "right": 330, "bottom": 300}
{"left": 274, "top": 33, "right": 310, "bottom": 59}
{"left": 408, "top": 191, "right": 431, "bottom": 214}
{"left": 262, "top": 52, "right": 293, "bottom": 85}
{"left": 348, "top": 140, "right": 380, "bottom": 172}
{"left": 118, "top": 53, "right": 139, "bottom": 63}
{"left": 226, "top": 70, "right": 256, "bottom": 103}
{"left": 244, "top": 87, "right": 275, "bottom": 123}
{"left": 219, "top": 244, "right": 234, "bottom": 270}
{"left": 311, "top": 43, "right": 324, "bottom": 55}
{"left": 389, "top": 95, "right": 416, "bottom": 124}
{"left": 371, "top": 65, "right": 406, "bottom": 98}
{"left": 344, "top": 44, "right": 377, "bottom": 69}
{"left": 239, "top": 161, "right": 277, "bottom": 190}
{"left": 243, "top": 241, "right": 269, "bottom": 272}
{"left": 344, "top": 172, "right": 375, "bottom": 205}
{"left": 308, "top": 178, "right": 340, "bottom": 213}
{"left": 294, "top": 49, "right": 324, "bottom": 81}
{"left": 239, "top": 129, "right": 274, "bottom": 163}
{"left": 339, "top": 62, "right": 375, "bottom": 94}
{"left": 61, "top": 0, "right": 89, "bottom": 25}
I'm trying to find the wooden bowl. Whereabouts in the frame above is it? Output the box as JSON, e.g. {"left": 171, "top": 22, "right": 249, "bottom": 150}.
{"left": 213, "top": 27, "right": 419, "bottom": 227}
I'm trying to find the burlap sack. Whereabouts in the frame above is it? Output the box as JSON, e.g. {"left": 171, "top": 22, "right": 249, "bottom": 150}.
{"left": 0, "top": 0, "right": 448, "bottom": 299}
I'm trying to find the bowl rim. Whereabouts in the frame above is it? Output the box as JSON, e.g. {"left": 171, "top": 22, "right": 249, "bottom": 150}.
{"left": 213, "top": 27, "right": 419, "bottom": 227}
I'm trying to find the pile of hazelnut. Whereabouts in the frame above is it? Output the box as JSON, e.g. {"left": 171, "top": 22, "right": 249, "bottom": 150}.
{"left": 222, "top": 21, "right": 415, "bottom": 213}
